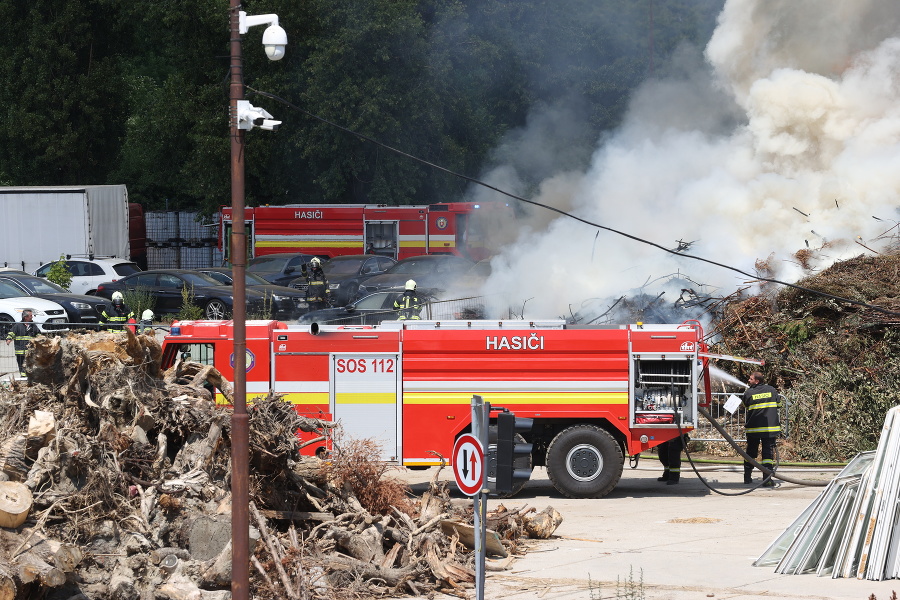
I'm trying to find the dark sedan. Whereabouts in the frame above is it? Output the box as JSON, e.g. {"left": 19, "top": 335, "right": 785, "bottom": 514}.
{"left": 198, "top": 268, "right": 309, "bottom": 320}
{"left": 94, "top": 270, "right": 271, "bottom": 320}
{"left": 0, "top": 272, "right": 110, "bottom": 328}
{"left": 290, "top": 254, "right": 396, "bottom": 306}
{"left": 358, "top": 255, "right": 473, "bottom": 297}
{"left": 247, "top": 253, "right": 318, "bottom": 287}
{"left": 298, "top": 291, "right": 407, "bottom": 326}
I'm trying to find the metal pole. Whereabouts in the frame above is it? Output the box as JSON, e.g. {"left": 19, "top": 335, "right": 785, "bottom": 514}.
{"left": 471, "top": 396, "right": 488, "bottom": 600}
{"left": 229, "top": 2, "right": 250, "bottom": 599}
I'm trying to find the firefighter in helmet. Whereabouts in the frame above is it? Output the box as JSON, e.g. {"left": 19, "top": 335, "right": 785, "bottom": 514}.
{"left": 304, "top": 257, "right": 329, "bottom": 312}
{"left": 101, "top": 291, "right": 135, "bottom": 330}
{"left": 6, "top": 308, "right": 38, "bottom": 377}
{"left": 394, "top": 279, "right": 422, "bottom": 320}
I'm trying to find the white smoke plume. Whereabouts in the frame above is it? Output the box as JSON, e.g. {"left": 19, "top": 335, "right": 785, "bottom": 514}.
{"left": 478, "top": 0, "right": 900, "bottom": 323}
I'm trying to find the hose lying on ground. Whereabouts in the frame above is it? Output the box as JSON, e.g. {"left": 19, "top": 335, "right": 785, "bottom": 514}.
{"left": 696, "top": 406, "right": 828, "bottom": 487}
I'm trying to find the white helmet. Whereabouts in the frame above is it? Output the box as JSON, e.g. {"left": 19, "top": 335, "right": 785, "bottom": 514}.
{"left": 112, "top": 291, "right": 124, "bottom": 303}
{"left": 310, "top": 257, "right": 321, "bottom": 268}
{"left": 141, "top": 309, "right": 154, "bottom": 321}
{"left": 405, "top": 279, "right": 416, "bottom": 291}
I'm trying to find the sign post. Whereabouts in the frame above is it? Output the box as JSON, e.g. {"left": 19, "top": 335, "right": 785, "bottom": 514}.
{"left": 473, "top": 395, "right": 490, "bottom": 600}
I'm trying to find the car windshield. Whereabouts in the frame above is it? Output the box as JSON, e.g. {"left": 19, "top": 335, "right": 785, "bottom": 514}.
{"left": 245, "top": 272, "right": 272, "bottom": 285}
{"left": 0, "top": 281, "right": 26, "bottom": 298}
{"left": 324, "top": 259, "right": 364, "bottom": 275}
{"left": 202, "top": 271, "right": 232, "bottom": 285}
{"left": 180, "top": 273, "right": 221, "bottom": 286}
{"left": 113, "top": 263, "right": 141, "bottom": 276}
{"left": 387, "top": 260, "right": 434, "bottom": 275}
{"left": 8, "top": 277, "right": 66, "bottom": 294}
{"left": 354, "top": 293, "right": 394, "bottom": 310}
{"left": 247, "top": 256, "right": 288, "bottom": 272}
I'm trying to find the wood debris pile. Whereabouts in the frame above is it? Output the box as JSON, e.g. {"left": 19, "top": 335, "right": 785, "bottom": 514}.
{"left": 0, "top": 329, "right": 561, "bottom": 600}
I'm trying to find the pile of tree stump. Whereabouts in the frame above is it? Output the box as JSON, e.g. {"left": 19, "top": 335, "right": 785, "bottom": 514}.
{"left": 0, "top": 329, "right": 561, "bottom": 599}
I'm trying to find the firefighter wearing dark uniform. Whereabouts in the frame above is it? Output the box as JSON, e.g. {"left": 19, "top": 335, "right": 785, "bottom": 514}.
{"left": 657, "top": 434, "right": 688, "bottom": 485}
{"left": 101, "top": 291, "right": 136, "bottom": 330}
{"left": 304, "top": 258, "right": 329, "bottom": 311}
{"left": 394, "top": 280, "right": 421, "bottom": 320}
{"left": 6, "top": 309, "right": 38, "bottom": 377}
{"left": 742, "top": 371, "right": 781, "bottom": 486}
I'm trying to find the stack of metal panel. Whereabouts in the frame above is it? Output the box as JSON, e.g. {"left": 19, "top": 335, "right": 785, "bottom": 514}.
{"left": 755, "top": 404, "right": 900, "bottom": 579}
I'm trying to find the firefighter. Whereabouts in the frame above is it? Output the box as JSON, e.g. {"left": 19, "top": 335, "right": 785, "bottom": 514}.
{"left": 394, "top": 279, "right": 422, "bottom": 320}
{"left": 5, "top": 308, "right": 38, "bottom": 377}
{"left": 304, "top": 257, "right": 329, "bottom": 311}
{"left": 742, "top": 371, "right": 781, "bottom": 487}
{"left": 139, "top": 309, "right": 155, "bottom": 334}
{"left": 657, "top": 434, "right": 688, "bottom": 485}
{"left": 101, "top": 292, "right": 136, "bottom": 330}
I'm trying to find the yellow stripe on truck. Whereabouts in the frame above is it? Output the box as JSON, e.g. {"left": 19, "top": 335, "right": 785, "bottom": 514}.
{"left": 335, "top": 393, "right": 396, "bottom": 404}
{"left": 403, "top": 392, "right": 629, "bottom": 405}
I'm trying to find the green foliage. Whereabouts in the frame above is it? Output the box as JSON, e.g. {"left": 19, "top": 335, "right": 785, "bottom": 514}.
{"left": 123, "top": 286, "right": 155, "bottom": 319}
{"left": 44, "top": 256, "right": 73, "bottom": 289}
{"left": 0, "top": 0, "right": 724, "bottom": 213}
{"left": 247, "top": 292, "right": 275, "bottom": 321}
{"left": 178, "top": 285, "right": 204, "bottom": 321}
{"left": 712, "top": 253, "right": 900, "bottom": 462}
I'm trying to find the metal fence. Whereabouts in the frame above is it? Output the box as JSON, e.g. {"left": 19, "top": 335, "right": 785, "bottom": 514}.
{"left": 692, "top": 391, "right": 790, "bottom": 442}
{"left": 0, "top": 338, "right": 20, "bottom": 382}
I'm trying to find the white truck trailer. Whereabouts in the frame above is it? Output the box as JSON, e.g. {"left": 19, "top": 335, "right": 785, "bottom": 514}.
{"left": 0, "top": 185, "right": 132, "bottom": 273}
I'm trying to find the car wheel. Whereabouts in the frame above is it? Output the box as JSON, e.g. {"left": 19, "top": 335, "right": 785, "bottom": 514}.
{"left": 0, "top": 314, "right": 13, "bottom": 337}
{"left": 205, "top": 299, "right": 229, "bottom": 320}
{"left": 546, "top": 425, "right": 623, "bottom": 499}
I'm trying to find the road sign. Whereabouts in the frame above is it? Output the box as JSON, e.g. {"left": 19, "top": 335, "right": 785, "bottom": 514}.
{"left": 453, "top": 434, "right": 485, "bottom": 496}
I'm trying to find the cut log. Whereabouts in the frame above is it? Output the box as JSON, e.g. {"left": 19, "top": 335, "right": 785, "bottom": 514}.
{"left": 26, "top": 411, "right": 55, "bottom": 444}
{"left": 0, "top": 436, "right": 29, "bottom": 482}
{"left": 21, "top": 533, "right": 82, "bottom": 573}
{"left": 260, "top": 509, "right": 333, "bottom": 522}
{"left": 15, "top": 551, "right": 66, "bottom": 587}
{"left": 523, "top": 506, "right": 564, "bottom": 539}
{"left": 0, "top": 561, "right": 15, "bottom": 600}
{"left": 440, "top": 520, "right": 508, "bottom": 558}
{"left": 199, "top": 539, "right": 232, "bottom": 588}
{"left": 0, "top": 481, "right": 32, "bottom": 528}
{"left": 323, "top": 554, "right": 418, "bottom": 587}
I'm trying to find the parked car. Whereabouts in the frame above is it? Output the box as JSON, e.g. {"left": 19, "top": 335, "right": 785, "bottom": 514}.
{"left": 290, "top": 254, "right": 397, "bottom": 306}
{"left": 358, "top": 255, "right": 474, "bottom": 297}
{"left": 298, "top": 291, "right": 407, "bottom": 326}
{"left": 34, "top": 258, "right": 141, "bottom": 295}
{"left": 197, "top": 268, "right": 309, "bottom": 320}
{"left": 94, "top": 270, "right": 271, "bottom": 320}
{"left": 0, "top": 280, "right": 69, "bottom": 336}
{"left": 0, "top": 272, "right": 110, "bottom": 328}
{"left": 247, "top": 253, "right": 318, "bottom": 287}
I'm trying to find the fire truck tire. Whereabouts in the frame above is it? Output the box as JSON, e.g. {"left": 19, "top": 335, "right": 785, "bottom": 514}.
{"left": 546, "top": 425, "right": 623, "bottom": 499}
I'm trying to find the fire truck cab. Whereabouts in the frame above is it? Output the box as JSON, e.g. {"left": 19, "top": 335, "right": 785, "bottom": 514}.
{"left": 161, "top": 319, "right": 708, "bottom": 499}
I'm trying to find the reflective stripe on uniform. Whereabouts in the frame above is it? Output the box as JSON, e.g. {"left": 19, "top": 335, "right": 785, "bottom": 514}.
{"left": 748, "top": 401, "right": 778, "bottom": 410}
{"left": 746, "top": 426, "right": 781, "bottom": 433}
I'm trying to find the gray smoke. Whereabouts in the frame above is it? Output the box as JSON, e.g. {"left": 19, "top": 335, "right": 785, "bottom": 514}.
{"left": 478, "top": 0, "right": 900, "bottom": 323}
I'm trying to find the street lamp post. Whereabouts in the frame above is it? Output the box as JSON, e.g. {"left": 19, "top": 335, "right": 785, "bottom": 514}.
{"left": 228, "top": 3, "right": 286, "bottom": 599}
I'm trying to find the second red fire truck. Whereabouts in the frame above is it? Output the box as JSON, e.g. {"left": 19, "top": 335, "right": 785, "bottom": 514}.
{"left": 220, "top": 201, "right": 513, "bottom": 263}
{"left": 162, "top": 318, "right": 711, "bottom": 499}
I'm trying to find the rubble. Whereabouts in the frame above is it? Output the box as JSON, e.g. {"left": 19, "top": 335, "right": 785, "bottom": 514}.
{"left": 0, "top": 329, "right": 561, "bottom": 599}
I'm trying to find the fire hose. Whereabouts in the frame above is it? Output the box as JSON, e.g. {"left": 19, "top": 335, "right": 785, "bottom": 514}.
{"left": 674, "top": 406, "right": 829, "bottom": 496}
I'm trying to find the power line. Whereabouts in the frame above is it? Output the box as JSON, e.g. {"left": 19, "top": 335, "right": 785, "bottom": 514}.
{"left": 248, "top": 87, "right": 900, "bottom": 319}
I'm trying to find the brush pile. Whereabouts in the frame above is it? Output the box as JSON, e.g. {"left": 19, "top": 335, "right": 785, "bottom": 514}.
{"left": 0, "top": 329, "right": 560, "bottom": 600}
{"left": 708, "top": 251, "right": 900, "bottom": 462}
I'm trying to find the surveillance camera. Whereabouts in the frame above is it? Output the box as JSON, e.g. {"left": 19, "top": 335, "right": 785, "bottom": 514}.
{"left": 254, "top": 118, "right": 281, "bottom": 132}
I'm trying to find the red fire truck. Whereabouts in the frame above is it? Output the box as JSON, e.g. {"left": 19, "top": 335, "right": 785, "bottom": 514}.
{"left": 161, "top": 318, "right": 712, "bottom": 499}
{"left": 220, "top": 201, "right": 512, "bottom": 263}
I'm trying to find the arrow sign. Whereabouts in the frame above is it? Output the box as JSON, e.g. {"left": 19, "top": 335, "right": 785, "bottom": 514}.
{"left": 453, "top": 434, "right": 484, "bottom": 496}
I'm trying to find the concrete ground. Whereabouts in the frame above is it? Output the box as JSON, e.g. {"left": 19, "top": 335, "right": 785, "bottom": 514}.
{"left": 398, "top": 463, "right": 899, "bottom": 600}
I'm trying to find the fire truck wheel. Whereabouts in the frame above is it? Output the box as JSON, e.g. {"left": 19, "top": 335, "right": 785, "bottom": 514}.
{"left": 546, "top": 425, "right": 623, "bottom": 499}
